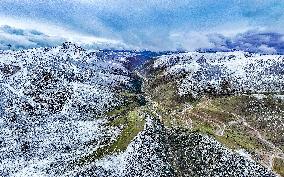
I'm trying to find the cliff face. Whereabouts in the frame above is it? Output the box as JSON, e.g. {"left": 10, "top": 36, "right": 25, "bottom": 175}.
{"left": 0, "top": 45, "right": 282, "bottom": 176}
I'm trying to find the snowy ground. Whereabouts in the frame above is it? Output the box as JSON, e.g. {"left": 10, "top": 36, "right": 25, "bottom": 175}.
{"left": 0, "top": 43, "right": 137, "bottom": 176}
{"left": 0, "top": 46, "right": 280, "bottom": 176}
{"left": 153, "top": 51, "right": 284, "bottom": 98}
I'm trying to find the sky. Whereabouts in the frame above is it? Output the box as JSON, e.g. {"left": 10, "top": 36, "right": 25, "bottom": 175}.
{"left": 0, "top": 0, "right": 284, "bottom": 53}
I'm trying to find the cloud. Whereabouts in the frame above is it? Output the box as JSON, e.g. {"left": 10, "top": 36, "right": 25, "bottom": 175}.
{"left": 169, "top": 32, "right": 214, "bottom": 51}
{"left": 231, "top": 31, "right": 284, "bottom": 53}
{"left": 0, "top": 25, "right": 64, "bottom": 50}
{"left": 258, "top": 45, "right": 277, "bottom": 54}
{"left": 0, "top": 25, "right": 131, "bottom": 50}
{"left": 1, "top": 25, "right": 284, "bottom": 54}
{"left": 1, "top": 24, "right": 284, "bottom": 54}
{"left": 189, "top": 30, "right": 284, "bottom": 54}
{"left": 1, "top": 0, "right": 284, "bottom": 51}
{"left": 0, "top": 1, "right": 284, "bottom": 52}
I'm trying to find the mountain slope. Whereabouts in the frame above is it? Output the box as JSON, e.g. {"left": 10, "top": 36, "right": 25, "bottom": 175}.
{"left": 0, "top": 43, "right": 144, "bottom": 176}
{"left": 142, "top": 51, "right": 284, "bottom": 176}
{"left": 0, "top": 45, "right": 282, "bottom": 176}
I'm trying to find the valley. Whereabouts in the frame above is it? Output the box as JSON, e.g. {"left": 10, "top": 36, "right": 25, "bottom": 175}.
{"left": 0, "top": 44, "right": 283, "bottom": 176}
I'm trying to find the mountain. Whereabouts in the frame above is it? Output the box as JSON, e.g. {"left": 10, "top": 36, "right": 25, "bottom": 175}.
{"left": 0, "top": 43, "right": 283, "bottom": 176}
{"left": 142, "top": 51, "right": 284, "bottom": 176}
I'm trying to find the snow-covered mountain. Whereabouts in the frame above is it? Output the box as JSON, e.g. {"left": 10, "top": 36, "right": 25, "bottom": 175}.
{"left": 143, "top": 51, "right": 284, "bottom": 177}
{"left": 152, "top": 51, "right": 284, "bottom": 98}
{"left": 0, "top": 44, "right": 282, "bottom": 176}
{"left": 0, "top": 42, "right": 143, "bottom": 176}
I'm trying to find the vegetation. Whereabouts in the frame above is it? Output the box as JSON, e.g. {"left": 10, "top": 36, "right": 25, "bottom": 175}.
{"left": 77, "top": 88, "right": 148, "bottom": 165}
{"left": 79, "top": 60, "right": 284, "bottom": 175}
{"left": 144, "top": 68, "right": 283, "bottom": 172}
{"left": 273, "top": 158, "right": 284, "bottom": 177}
{"left": 79, "top": 108, "right": 145, "bottom": 165}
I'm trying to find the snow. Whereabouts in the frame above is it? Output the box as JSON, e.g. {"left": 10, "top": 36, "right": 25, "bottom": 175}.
{"left": 153, "top": 52, "right": 284, "bottom": 98}
{"left": 0, "top": 45, "right": 279, "bottom": 176}
{"left": 236, "top": 149, "right": 253, "bottom": 161}
{"left": 0, "top": 43, "right": 137, "bottom": 176}
{"left": 273, "top": 95, "right": 284, "bottom": 100}
{"left": 78, "top": 117, "right": 173, "bottom": 177}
